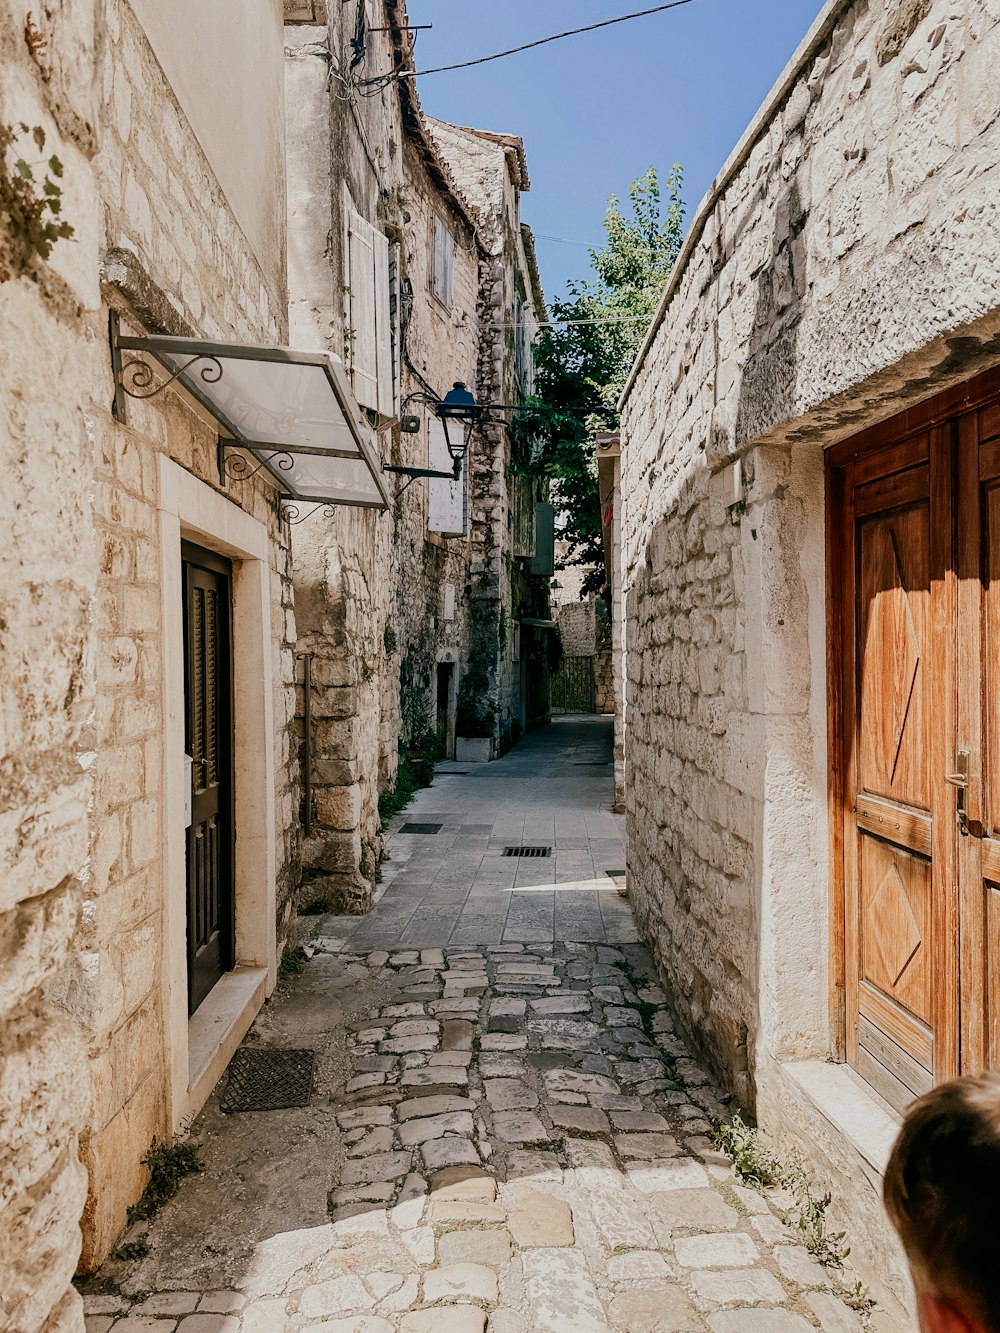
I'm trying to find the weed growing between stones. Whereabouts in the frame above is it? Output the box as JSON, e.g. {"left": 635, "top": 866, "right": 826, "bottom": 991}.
{"left": 111, "top": 1237, "right": 150, "bottom": 1262}
{"left": 714, "top": 1114, "right": 874, "bottom": 1315}
{"left": 279, "top": 943, "right": 307, "bottom": 979}
{"left": 126, "top": 1139, "right": 202, "bottom": 1228}
{"left": 715, "top": 1113, "right": 785, "bottom": 1188}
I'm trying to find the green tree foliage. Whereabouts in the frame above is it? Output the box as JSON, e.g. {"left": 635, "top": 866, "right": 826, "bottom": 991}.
{"left": 515, "top": 166, "right": 685, "bottom": 594}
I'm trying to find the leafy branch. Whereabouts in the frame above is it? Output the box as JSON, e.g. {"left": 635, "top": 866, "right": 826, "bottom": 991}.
{"left": 517, "top": 166, "right": 685, "bottom": 596}
{"left": 0, "top": 122, "right": 74, "bottom": 282}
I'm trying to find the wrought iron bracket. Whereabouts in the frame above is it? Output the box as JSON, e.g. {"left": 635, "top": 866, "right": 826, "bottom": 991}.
{"left": 217, "top": 435, "right": 295, "bottom": 487}
{"left": 383, "top": 462, "right": 461, "bottom": 498}
{"left": 110, "top": 310, "right": 223, "bottom": 424}
{"left": 281, "top": 498, "right": 339, "bottom": 524}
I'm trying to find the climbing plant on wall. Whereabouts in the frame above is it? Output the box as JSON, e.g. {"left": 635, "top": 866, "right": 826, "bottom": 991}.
{"left": 514, "top": 166, "right": 685, "bottom": 595}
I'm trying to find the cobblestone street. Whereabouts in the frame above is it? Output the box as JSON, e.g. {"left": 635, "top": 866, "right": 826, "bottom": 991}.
{"left": 80, "top": 720, "right": 872, "bottom": 1332}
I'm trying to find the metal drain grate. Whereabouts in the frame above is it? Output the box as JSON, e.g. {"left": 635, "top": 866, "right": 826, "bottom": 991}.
{"left": 435, "top": 771, "right": 469, "bottom": 776}
{"left": 574, "top": 760, "right": 612, "bottom": 766}
{"left": 220, "top": 1047, "right": 315, "bottom": 1113}
{"left": 400, "top": 822, "right": 443, "bottom": 834}
{"left": 503, "top": 845, "right": 552, "bottom": 858}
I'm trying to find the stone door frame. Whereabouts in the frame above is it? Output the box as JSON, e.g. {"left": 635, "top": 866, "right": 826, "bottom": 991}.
{"left": 158, "top": 455, "right": 278, "bottom": 1130}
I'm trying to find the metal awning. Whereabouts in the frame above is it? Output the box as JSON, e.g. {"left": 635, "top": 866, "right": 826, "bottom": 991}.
{"left": 110, "top": 316, "right": 389, "bottom": 510}
{"left": 519, "top": 617, "right": 557, "bottom": 629}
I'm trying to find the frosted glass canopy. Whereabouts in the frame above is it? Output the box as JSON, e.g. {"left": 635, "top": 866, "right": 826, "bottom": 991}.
{"left": 115, "top": 332, "right": 389, "bottom": 509}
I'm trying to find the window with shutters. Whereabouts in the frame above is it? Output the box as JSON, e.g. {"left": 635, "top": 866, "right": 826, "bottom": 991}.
{"left": 346, "top": 208, "right": 397, "bottom": 418}
{"left": 430, "top": 214, "right": 454, "bottom": 308}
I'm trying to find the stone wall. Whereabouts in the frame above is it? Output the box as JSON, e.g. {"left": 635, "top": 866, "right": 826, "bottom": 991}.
{"left": 619, "top": 0, "right": 1000, "bottom": 1310}
{"left": 0, "top": 1, "right": 103, "bottom": 1323}
{"left": 3, "top": 0, "right": 300, "bottom": 1279}
{"left": 392, "top": 132, "right": 479, "bottom": 764}
{"left": 557, "top": 601, "right": 597, "bottom": 658}
{"left": 428, "top": 119, "right": 552, "bottom": 748}
{"left": 285, "top": 10, "right": 403, "bottom": 913}
{"left": 285, "top": 9, "right": 482, "bottom": 911}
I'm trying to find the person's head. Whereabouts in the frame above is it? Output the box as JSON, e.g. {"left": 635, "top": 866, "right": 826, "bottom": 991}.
{"left": 884, "top": 1073, "right": 1000, "bottom": 1333}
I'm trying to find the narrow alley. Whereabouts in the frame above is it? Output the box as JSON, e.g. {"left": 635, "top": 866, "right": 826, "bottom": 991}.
{"left": 80, "top": 719, "right": 868, "bottom": 1333}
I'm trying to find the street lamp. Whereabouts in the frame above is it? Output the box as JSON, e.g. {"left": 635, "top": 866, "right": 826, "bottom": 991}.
{"left": 385, "top": 381, "right": 482, "bottom": 486}
{"left": 437, "top": 381, "right": 481, "bottom": 477}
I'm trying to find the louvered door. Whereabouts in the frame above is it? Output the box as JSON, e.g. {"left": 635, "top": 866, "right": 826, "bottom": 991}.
{"left": 182, "top": 542, "right": 234, "bottom": 1015}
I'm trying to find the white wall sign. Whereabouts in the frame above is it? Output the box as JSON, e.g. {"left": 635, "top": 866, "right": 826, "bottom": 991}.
{"left": 427, "top": 418, "right": 467, "bottom": 536}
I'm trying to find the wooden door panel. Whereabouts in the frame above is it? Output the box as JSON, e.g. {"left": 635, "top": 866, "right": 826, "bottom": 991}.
{"left": 842, "top": 438, "right": 952, "bottom": 1111}
{"left": 985, "top": 482, "right": 1000, "bottom": 839}
{"left": 859, "top": 837, "right": 931, "bottom": 1022}
{"left": 835, "top": 369, "right": 1000, "bottom": 1104}
{"left": 987, "top": 883, "right": 1000, "bottom": 1069}
{"left": 856, "top": 500, "right": 930, "bottom": 808}
{"left": 958, "top": 415, "right": 1000, "bottom": 1072}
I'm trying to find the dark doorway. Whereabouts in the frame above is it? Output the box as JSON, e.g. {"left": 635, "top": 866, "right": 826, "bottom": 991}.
{"left": 436, "top": 661, "right": 455, "bottom": 759}
{"left": 182, "top": 540, "right": 235, "bottom": 1016}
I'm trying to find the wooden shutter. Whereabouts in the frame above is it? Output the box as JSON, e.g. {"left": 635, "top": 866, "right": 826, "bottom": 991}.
{"left": 387, "top": 243, "right": 402, "bottom": 419}
{"left": 373, "top": 229, "right": 395, "bottom": 418}
{"left": 348, "top": 210, "right": 379, "bottom": 411}
{"left": 428, "top": 418, "right": 466, "bottom": 535}
{"left": 529, "top": 503, "right": 555, "bottom": 576}
{"left": 432, "top": 215, "right": 454, "bottom": 307}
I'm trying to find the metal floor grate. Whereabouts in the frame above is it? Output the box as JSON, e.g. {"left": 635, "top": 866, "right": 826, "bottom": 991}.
{"left": 503, "top": 845, "right": 552, "bottom": 858}
{"left": 574, "top": 761, "right": 612, "bottom": 766}
{"left": 220, "top": 1047, "right": 315, "bottom": 1113}
{"left": 400, "top": 822, "right": 443, "bottom": 834}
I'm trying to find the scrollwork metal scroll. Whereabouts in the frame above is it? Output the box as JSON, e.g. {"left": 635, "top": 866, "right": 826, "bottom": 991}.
{"left": 282, "top": 501, "right": 339, "bottom": 525}
{"left": 121, "top": 354, "right": 223, "bottom": 401}
{"left": 220, "top": 448, "right": 295, "bottom": 484}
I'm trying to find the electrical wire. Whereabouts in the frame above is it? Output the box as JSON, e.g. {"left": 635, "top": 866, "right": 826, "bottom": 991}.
{"left": 535, "top": 234, "right": 598, "bottom": 247}
{"left": 359, "top": 0, "right": 695, "bottom": 87}
{"left": 487, "top": 312, "right": 654, "bottom": 330}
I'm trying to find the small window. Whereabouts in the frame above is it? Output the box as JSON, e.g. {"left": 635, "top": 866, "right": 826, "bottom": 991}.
{"left": 430, "top": 215, "right": 454, "bottom": 308}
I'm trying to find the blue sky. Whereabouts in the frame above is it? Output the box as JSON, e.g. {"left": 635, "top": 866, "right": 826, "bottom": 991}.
{"left": 405, "top": 1, "right": 817, "bottom": 300}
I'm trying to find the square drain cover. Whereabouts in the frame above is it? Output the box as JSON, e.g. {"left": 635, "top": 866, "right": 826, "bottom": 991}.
{"left": 400, "top": 822, "right": 443, "bottom": 834}
{"left": 503, "top": 845, "right": 552, "bottom": 858}
{"left": 220, "top": 1047, "right": 315, "bottom": 1113}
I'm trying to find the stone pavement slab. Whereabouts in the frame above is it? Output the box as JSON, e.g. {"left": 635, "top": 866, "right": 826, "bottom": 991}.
{"left": 79, "top": 720, "right": 881, "bottom": 1333}
{"left": 80, "top": 942, "right": 874, "bottom": 1332}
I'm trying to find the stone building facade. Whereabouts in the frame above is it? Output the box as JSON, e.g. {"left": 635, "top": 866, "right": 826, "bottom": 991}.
{"left": 3, "top": 0, "right": 302, "bottom": 1309}
{"left": 3, "top": 0, "right": 551, "bottom": 1314}
{"left": 284, "top": 4, "right": 552, "bottom": 918}
{"left": 429, "top": 119, "right": 552, "bottom": 748}
{"left": 619, "top": 0, "right": 1000, "bottom": 1315}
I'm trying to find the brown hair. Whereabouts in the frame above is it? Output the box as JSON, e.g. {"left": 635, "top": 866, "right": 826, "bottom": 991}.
{"left": 884, "top": 1073, "right": 1000, "bottom": 1330}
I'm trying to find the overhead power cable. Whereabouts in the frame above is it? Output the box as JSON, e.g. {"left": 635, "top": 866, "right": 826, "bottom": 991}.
{"left": 488, "top": 312, "right": 654, "bottom": 330}
{"left": 535, "top": 233, "right": 598, "bottom": 248}
{"left": 361, "top": 0, "right": 695, "bottom": 85}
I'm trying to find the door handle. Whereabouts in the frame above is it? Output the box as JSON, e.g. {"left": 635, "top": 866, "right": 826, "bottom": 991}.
{"left": 945, "top": 749, "right": 970, "bottom": 835}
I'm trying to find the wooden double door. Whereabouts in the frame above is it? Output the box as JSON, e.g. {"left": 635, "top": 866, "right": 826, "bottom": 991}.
{"left": 182, "top": 541, "right": 235, "bottom": 1016}
{"left": 831, "top": 372, "right": 1000, "bottom": 1112}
